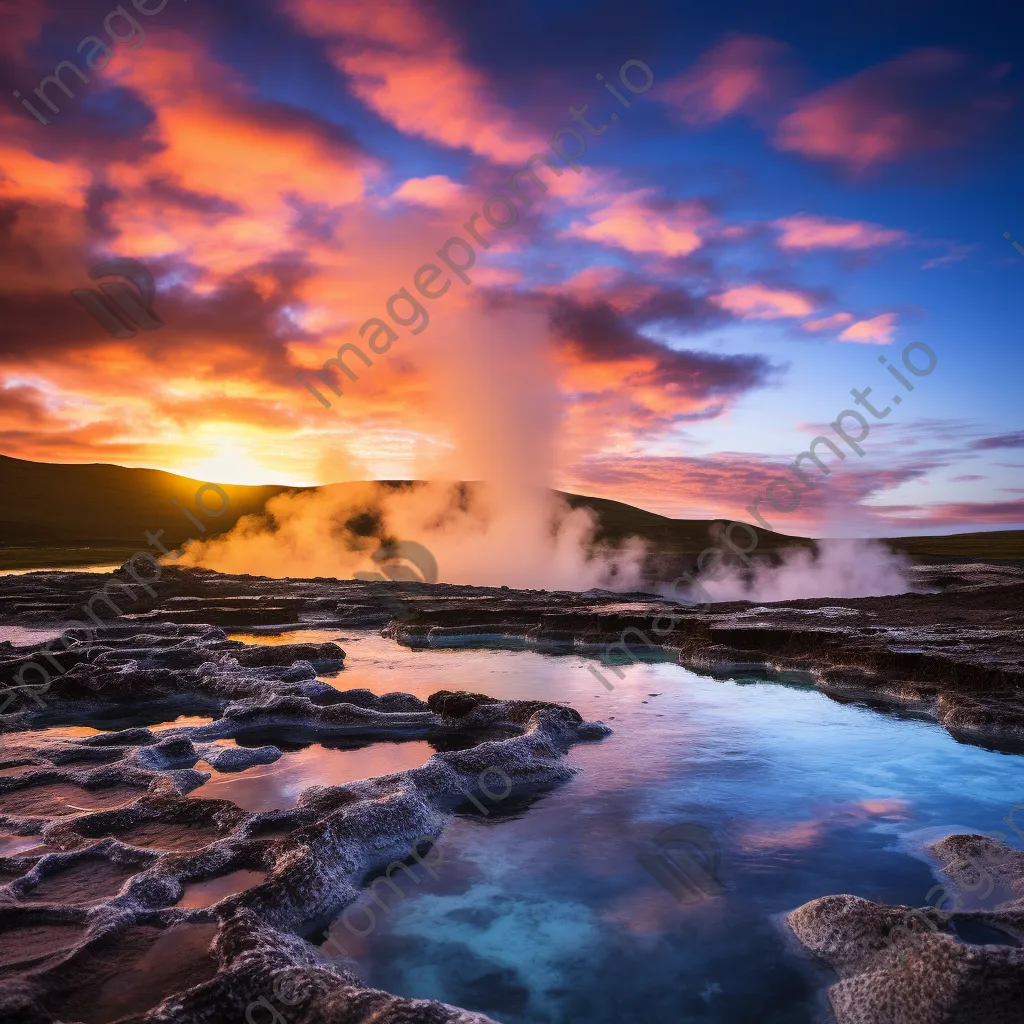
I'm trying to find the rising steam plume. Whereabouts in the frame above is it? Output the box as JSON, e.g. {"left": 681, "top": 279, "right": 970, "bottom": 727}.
{"left": 179, "top": 304, "right": 647, "bottom": 590}
{"left": 177, "top": 303, "right": 912, "bottom": 600}
{"left": 176, "top": 479, "right": 647, "bottom": 590}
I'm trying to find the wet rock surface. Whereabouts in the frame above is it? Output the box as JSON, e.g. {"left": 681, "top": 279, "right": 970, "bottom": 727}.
{"left": 0, "top": 586, "right": 609, "bottom": 1023}
{"left": 1, "top": 562, "right": 1022, "bottom": 747}
{"left": 0, "top": 561, "right": 1022, "bottom": 1021}
{"left": 787, "top": 834, "right": 1024, "bottom": 1023}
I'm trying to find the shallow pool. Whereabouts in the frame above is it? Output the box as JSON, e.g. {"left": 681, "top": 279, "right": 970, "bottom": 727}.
{"left": 266, "top": 629, "right": 1024, "bottom": 1024}
{"left": 187, "top": 736, "right": 440, "bottom": 812}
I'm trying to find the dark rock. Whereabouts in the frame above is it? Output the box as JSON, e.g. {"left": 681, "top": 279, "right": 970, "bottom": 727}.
{"left": 205, "top": 745, "right": 280, "bottom": 772}
{"left": 788, "top": 837, "right": 1024, "bottom": 1023}
{"left": 428, "top": 691, "right": 500, "bottom": 718}
{"left": 0, "top": 608, "right": 607, "bottom": 1024}
{"left": 155, "top": 737, "right": 196, "bottom": 758}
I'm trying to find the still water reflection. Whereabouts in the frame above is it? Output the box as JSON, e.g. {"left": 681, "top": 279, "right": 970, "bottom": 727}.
{"left": 225, "top": 629, "right": 1023, "bottom": 1024}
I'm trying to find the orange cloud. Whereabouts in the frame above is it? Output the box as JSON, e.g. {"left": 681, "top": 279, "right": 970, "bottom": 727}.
{"left": 0, "top": 20, "right": 441, "bottom": 481}
{"left": 773, "top": 214, "right": 906, "bottom": 250}
{"left": 660, "top": 35, "right": 788, "bottom": 125}
{"left": 712, "top": 284, "right": 814, "bottom": 320}
{"left": 775, "top": 49, "right": 1014, "bottom": 174}
{"left": 98, "top": 33, "right": 375, "bottom": 275}
{"left": 0, "top": 147, "right": 91, "bottom": 210}
{"left": 838, "top": 313, "right": 897, "bottom": 344}
{"left": 0, "top": 123, "right": 91, "bottom": 208}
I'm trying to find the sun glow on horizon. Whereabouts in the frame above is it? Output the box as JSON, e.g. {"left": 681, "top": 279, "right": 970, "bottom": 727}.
{"left": 173, "top": 426, "right": 301, "bottom": 487}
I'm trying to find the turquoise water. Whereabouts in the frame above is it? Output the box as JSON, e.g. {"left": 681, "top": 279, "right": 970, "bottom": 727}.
{"left": 16, "top": 626, "right": 1020, "bottom": 1019}
{"left": 287, "top": 630, "right": 1024, "bottom": 1024}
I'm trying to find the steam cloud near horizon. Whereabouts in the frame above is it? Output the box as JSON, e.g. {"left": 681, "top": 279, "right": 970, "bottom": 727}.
{"left": 175, "top": 479, "right": 648, "bottom": 591}
{"left": 178, "top": 305, "right": 648, "bottom": 591}
{"left": 688, "top": 537, "right": 913, "bottom": 603}
{"left": 176, "top": 303, "right": 913, "bottom": 601}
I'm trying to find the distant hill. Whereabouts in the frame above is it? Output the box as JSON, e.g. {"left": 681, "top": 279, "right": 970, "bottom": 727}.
{"left": 0, "top": 454, "right": 302, "bottom": 568}
{"left": 887, "top": 529, "right": 1024, "bottom": 563}
{"left": 561, "top": 492, "right": 1024, "bottom": 563}
{"left": 558, "top": 491, "right": 814, "bottom": 556}
{"left": 0, "top": 454, "right": 1020, "bottom": 569}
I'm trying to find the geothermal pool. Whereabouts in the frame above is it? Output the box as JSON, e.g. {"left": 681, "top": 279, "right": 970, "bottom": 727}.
{"left": 216, "top": 630, "right": 1022, "bottom": 1024}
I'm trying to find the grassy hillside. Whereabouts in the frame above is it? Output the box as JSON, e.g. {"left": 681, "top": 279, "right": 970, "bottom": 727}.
{"left": 558, "top": 490, "right": 813, "bottom": 556}
{"left": 887, "top": 529, "right": 1024, "bottom": 562}
{"left": 0, "top": 454, "right": 302, "bottom": 568}
{"left": 560, "top": 490, "right": 1024, "bottom": 562}
{"left": 0, "top": 455, "right": 1020, "bottom": 569}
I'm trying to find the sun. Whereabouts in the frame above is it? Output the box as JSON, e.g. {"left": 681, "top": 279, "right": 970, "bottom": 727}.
{"left": 174, "top": 428, "right": 283, "bottom": 486}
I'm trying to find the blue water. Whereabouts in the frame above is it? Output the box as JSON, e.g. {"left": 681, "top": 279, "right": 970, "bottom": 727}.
{"left": 279, "top": 630, "right": 1024, "bottom": 1024}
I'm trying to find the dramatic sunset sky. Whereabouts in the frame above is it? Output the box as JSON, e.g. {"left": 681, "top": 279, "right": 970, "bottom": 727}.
{"left": 1, "top": 0, "right": 1022, "bottom": 535}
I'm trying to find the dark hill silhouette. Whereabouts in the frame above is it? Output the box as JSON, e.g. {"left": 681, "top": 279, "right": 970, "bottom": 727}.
{"left": 0, "top": 454, "right": 1020, "bottom": 569}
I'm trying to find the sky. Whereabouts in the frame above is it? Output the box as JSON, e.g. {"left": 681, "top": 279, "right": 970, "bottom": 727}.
{"left": 1, "top": 0, "right": 1022, "bottom": 537}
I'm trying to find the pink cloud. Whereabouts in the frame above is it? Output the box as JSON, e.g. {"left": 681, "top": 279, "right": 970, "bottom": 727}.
{"left": 282, "top": 0, "right": 539, "bottom": 164}
{"left": 774, "top": 49, "right": 1014, "bottom": 174}
{"left": 922, "top": 244, "right": 977, "bottom": 269}
{"left": 803, "top": 312, "right": 855, "bottom": 333}
{"left": 838, "top": 313, "right": 897, "bottom": 344}
{"left": 712, "top": 284, "right": 815, "bottom": 320}
{"left": 660, "top": 35, "right": 788, "bottom": 125}
{"left": 565, "top": 192, "right": 713, "bottom": 257}
{"left": 390, "top": 175, "right": 467, "bottom": 209}
{"left": 774, "top": 214, "right": 906, "bottom": 250}
{"left": 876, "top": 500, "right": 1024, "bottom": 528}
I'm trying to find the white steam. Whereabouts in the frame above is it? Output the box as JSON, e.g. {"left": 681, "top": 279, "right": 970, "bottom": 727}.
{"left": 175, "top": 480, "right": 647, "bottom": 591}
{"left": 689, "top": 538, "right": 912, "bottom": 603}
{"left": 179, "top": 303, "right": 646, "bottom": 591}
{"left": 177, "top": 300, "right": 913, "bottom": 601}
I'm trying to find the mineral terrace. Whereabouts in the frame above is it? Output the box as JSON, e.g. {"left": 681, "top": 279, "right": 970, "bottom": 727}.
{"left": 0, "top": 561, "right": 1021, "bottom": 1023}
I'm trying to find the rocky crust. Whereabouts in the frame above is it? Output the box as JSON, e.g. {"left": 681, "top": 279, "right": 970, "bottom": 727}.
{"left": 787, "top": 835, "right": 1024, "bottom": 1023}
{"left": 4, "top": 560, "right": 1020, "bottom": 745}
{"left": 1, "top": 560, "right": 1022, "bottom": 1021}
{"left": 0, "top": 615, "right": 609, "bottom": 1024}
